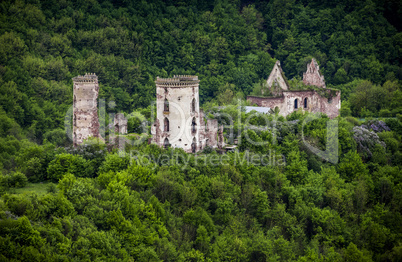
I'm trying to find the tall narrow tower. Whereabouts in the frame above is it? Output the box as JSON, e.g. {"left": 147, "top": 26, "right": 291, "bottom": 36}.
{"left": 151, "top": 75, "right": 202, "bottom": 153}
{"left": 72, "top": 73, "right": 100, "bottom": 146}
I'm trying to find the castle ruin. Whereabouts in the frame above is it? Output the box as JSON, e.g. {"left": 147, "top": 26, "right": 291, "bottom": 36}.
{"left": 71, "top": 59, "right": 339, "bottom": 150}
{"left": 72, "top": 73, "right": 102, "bottom": 146}
{"left": 151, "top": 75, "right": 221, "bottom": 153}
{"left": 247, "top": 59, "right": 340, "bottom": 119}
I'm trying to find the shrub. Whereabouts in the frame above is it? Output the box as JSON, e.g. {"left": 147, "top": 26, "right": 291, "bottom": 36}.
{"left": 361, "top": 120, "right": 390, "bottom": 133}
{"left": 46, "top": 183, "right": 57, "bottom": 193}
{"left": 0, "top": 172, "right": 28, "bottom": 188}
{"left": 47, "top": 153, "right": 88, "bottom": 182}
{"left": 397, "top": 114, "right": 402, "bottom": 123}
{"left": 379, "top": 109, "right": 391, "bottom": 117}
{"left": 385, "top": 118, "right": 402, "bottom": 135}
{"left": 345, "top": 116, "right": 360, "bottom": 126}
{"left": 10, "top": 172, "right": 28, "bottom": 188}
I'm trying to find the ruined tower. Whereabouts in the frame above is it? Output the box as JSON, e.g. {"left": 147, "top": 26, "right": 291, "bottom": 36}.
{"left": 72, "top": 73, "right": 100, "bottom": 146}
{"left": 303, "top": 58, "right": 326, "bottom": 88}
{"left": 152, "top": 75, "right": 201, "bottom": 153}
{"left": 151, "top": 75, "right": 215, "bottom": 153}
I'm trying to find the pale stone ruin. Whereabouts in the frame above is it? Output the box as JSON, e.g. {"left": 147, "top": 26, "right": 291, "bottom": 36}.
{"left": 72, "top": 73, "right": 219, "bottom": 152}
{"left": 114, "top": 113, "right": 128, "bottom": 134}
{"left": 303, "top": 58, "right": 326, "bottom": 88}
{"left": 72, "top": 73, "right": 102, "bottom": 146}
{"left": 265, "top": 60, "right": 289, "bottom": 96}
{"left": 247, "top": 59, "right": 340, "bottom": 118}
{"left": 73, "top": 59, "right": 338, "bottom": 151}
{"left": 151, "top": 75, "right": 222, "bottom": 153}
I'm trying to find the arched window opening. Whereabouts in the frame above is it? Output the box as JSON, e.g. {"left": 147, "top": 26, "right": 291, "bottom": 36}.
{"left": 164, "top": 118, "right": 169, "bottom": 132}
{"left": 191, "top": 117, "right": 197, "bottom": 134}
{"left": 164, "top": 99, "right": 169, "bottom": 112}
{"left": 164, "top": 138, "right": 170, "bottom": 149}
{"left": 191, "top": 137, "right": 197, "bottom": 153}
{"left": 294, "top": 99, "right": 298, "bottom": 109}
{"left": 304, "top": 98, "right": 308, "bottom": 109}
{"left": 191, "top": 98, "right": 196, "bottom": 112}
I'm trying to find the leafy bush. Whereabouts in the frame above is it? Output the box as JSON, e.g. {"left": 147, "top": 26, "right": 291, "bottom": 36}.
{"left": 47, "top": 153, "right": 88, "bottom": 182}
{"left": 0, "top": 172, "right": 28, "bottom": 188}
{"left": 345, "top": 116, "right": 360, "bottom": 126}
{"left": 379, "top": 109, "right": 391, "bottom": 117}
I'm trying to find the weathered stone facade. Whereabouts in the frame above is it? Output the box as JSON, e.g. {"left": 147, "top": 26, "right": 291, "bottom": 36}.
{"left": 248, "top": 90, "right": 340, "bottom": 119}
{"left": 72, "top": 73, "right": 101, "bottom": 146}
{"left": 114, "top": 113, "right": 128, "bottom": 134}
{"left": 247, "top": 59, "right": 340, "bottom": 118}
{"left": 303, "top": 58, "right": 326, "bottom": 88}
{"left": 265, "top": 60, "right": 289, "bottom": 96}
{"left": 151, "top": 75, "right": 220, "bottom": 153}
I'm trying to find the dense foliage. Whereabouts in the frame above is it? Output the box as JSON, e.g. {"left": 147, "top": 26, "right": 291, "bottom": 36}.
{"left": 1, "top": 108, "right": 402, "bottom": 261}
{"left": 0, "top": 0, "right": 401, "bottom": 142}
{"left": 0, "top": 0, "right": 402, "bottom": 261}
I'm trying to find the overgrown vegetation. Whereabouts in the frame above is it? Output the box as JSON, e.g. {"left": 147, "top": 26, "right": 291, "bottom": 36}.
{"left": 0, "top": 0, "right": 402, "bottom": 261}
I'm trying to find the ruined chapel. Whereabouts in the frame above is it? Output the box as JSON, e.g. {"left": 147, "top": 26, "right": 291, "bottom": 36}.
{"left": 247, "top": 59, "right": 341, "bottom": 118}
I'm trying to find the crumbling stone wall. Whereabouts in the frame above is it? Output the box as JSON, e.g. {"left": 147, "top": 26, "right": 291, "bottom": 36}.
{"left": 266, "top": 60, "right": 289, "bottom": 96}
{"left": 248, "top": 95, "right": 285, "bottom": 113}
{"left": 206, "top": 119, "right": 218, "bottom": 147}
{"left": 72, "top": 73, "right": 101, "bottom": 146}
{"left": 303, "top": 58, "right": 326, "bottom": 88}
{"left": 247, "top": 58, "right": 339, "bottom": 118}
{"left": 247, "top": 90, "right": 340, "bottom": 118}
{"left": 114, "top": 113, "right": 128, "bottom": 134}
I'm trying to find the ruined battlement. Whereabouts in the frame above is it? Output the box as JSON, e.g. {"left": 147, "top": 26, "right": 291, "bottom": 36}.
{"left": 152, "top": 74, "right": 220, "bottom": 153}
{"left": 156, "top": 75, "right": 199, "bottom": 87}
{"left": 72, "top": 73, "right": 98, "bottom": 82}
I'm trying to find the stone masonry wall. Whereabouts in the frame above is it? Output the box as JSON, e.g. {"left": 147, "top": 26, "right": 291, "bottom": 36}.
{"left": 247, "top": 89, "right": 340, "bottom": 119}
{"left": 152, "top": 75, "right": 207, "bottom": 153}
{"left": 266, "top": 61, "right": 289, "bottom": 96}
{"left": 303, "top": 58, "right": 326, "bottom": 88}
{"left": 72, "top": 73, "right": 100, "bottom": 146}
{"left": 206, "top": 119, "right": 218, "bottom": 148}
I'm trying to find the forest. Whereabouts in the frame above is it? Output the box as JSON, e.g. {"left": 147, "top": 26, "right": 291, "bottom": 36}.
{"left": 0, "top": 0, "right": 402, "bottom": 261}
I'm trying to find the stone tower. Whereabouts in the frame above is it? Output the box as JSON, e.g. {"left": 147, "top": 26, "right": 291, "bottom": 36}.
{"left": 303, "top": 58, "right": 326, "bottom": 88}
{"left": 151, "top": 75, "right": 202, "bottom": 153}
{"left": 72, "top": 73, "right": 100, "bottom": 146}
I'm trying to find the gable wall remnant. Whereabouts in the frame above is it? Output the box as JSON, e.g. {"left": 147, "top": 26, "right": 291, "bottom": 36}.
{"left": 266, "top": 60, "right": 289, "bottom": 96}
{"left": 303, "top": 58, "right": 326, "bottom": 88}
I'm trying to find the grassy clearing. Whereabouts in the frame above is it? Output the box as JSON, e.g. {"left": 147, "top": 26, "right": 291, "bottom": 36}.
{"left": 9, "top": 182, "right": 55, "bottom": 196}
